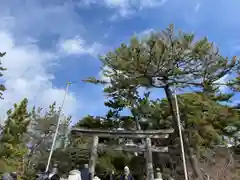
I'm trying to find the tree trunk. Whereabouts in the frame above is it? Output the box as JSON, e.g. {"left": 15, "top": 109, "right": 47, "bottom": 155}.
{"left": 164, "top": 85, "right": 202, "bottom": 180}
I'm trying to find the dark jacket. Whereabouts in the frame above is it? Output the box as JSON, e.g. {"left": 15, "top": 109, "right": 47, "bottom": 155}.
{"left": 120, "top": 175, "right": 134, "bottom": 180}
{"left": 80, "top": 168, "right": 90, "bottom": 180}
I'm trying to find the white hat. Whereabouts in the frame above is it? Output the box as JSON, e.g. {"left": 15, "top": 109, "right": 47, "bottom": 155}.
{"left": 93, "top": 176, "right": 101, "bottom": 180}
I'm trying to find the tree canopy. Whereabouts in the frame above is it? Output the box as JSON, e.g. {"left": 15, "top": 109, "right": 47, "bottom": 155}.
{"left": 0, "top": 25, "right": 240, "bottom": 180}
{"left": 85, "top": 25, "right": 240, "bottom": 179}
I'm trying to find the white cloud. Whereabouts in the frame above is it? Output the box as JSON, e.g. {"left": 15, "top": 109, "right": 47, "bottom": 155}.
{"left": 0, "top": 1, "right": 84, "bottom": 123}
{"left": 59, "top": 36, "right": 87, "bottom": 55}
{"left": 81, "top": 0, "right": 168, "bottom": 19}
{"left": 59, "top": 36, "right": 104, "bottom": 57}
{"left": 0, "top": 31, "right": 78, "bottom": 123}
{"left": 104, "top": 0, "right": 129, "bottom": 8}
{"left": 139, "top": 0, "right": 168, "bottom": 9}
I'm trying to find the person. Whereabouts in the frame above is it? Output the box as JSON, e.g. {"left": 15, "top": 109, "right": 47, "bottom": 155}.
{"left": 2, "top": 173, "right": 13, "bottom": 180}
{"left": 36, "top": 173, "right": 50, "bottom": 180}
{"left": 92, "top": 176, "right": 100, "bottom": 180}
{"left": 1, "top": 172, "right": 19, "bottom": 180}
{"left": 49, "top": 164, "right": 59, "bottom": 179}
{"left": 154, "top": 168, "right": 163, "bottom": 180}
{"left": 120, "top": 166, "right": 134, "bottom": 180}
{"left": 109, "top": 170, "right": 116, "bottom": 180}
{"left": 80, "top": 164, "right": 89, "bottom": 180}
{"left": 10, "top": 172, "right": 17, "bottom": 180}
{"left": 68, "top": 169, "right": 82, "bottom": 180}
{"left": 50, "top": 174, "right": 60, "bottom": 180}
{"left": 36, "top": 163, "right": 49, "bottom": 180}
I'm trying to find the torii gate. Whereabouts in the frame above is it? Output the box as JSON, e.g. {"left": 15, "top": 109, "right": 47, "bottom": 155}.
{"left": 71, "top": 128, "right": 174, "bottom": 180}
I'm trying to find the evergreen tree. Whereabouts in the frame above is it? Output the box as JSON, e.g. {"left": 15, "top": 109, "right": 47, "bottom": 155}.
{"left": 0, "top": 98, "right": 30, "bottom": 172}
{"left": 85, "top": 25, "right": 240, "bottom": 179}
{"left": 150, "top": 93, "right": 240, "bottom": 149}
{"left": 25, "top": 102, "right": 71, "bottom": 173}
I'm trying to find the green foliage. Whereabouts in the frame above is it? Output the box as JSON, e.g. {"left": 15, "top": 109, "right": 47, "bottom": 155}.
{"left": 75, "top": 115, "right": 117, "bottom": 129}
{"left": 0, "top": 98, "right": 30, "bottom": 173}
{"left": 0, "top": 25, "right": 239, "bottom": 179}
{"left": 89, "top": 25, "right": 239, "bottom": 92}
{"left": 25, "top": 102, "right": 71, "bottom": 173}
{"left": 0, "top": 52, "right": 6, "bottom": 99}
{"left": 84, "top": 25, "right": 240, "bottom": 178}
{"left": 86, "top": 24, "right": 240, "bottom": 145}
{"left": 152, "top": 93, "right": 240, "bottom": 148}
{"left": 85, "top": 25, "right": 240, "bottom": 135}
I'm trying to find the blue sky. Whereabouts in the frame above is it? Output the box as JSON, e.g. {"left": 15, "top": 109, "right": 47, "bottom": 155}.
{"left": 0, "top": 0, "right": 240, "bottom": 123}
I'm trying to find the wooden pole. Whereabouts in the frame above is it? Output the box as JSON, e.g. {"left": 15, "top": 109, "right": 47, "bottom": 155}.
{"left": 146, "top": 138, "right": 154, "bottom": 180}
{"left": 89, "top": 136, "right": 99, "bottom": 180}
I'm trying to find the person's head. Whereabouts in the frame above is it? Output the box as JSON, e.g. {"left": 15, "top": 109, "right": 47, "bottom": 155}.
{"left": 124, "top": 166, "right": 130, "bottom": 176}
{"left": 84, "top": 164, "right": 88, "bottom": 168}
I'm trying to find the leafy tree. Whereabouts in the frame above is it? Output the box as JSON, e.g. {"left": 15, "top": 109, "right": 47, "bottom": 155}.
{"left": 25, "top": 102, "right": 71, "bottom": 173}
{"left": 147, "top": 92, "right": 240, "bottom": 177}
{"left": 75, "top": 115, "right": 117, "bottom": 129}
{"left": 0, "top": 98, "right": 30, "bottom": 173}
{"left": 101, "top": 91, "right": 240, "bottom": 178}
{"left": 0, "top": 52, "right": 6, "bottom": 99}
{"left": 85, "top": 25, "right": 240, "bottom": 179}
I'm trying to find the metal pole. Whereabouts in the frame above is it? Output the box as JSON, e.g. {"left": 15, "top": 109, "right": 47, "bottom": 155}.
{"left": 173, "top": 86, "right": 188, "bottom": 180}
{"left": 45, "top": 82, "right": 72, "bottom": 172}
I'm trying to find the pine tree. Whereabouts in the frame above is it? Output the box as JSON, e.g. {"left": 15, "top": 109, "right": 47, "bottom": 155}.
{"left": 152, "top": 93, "right": 240, "bottom": 149}
{"left": 0, "top": 98, "right": 30, "bottom": 172}
{"left": 85, "top": 25, "right": 240, "bottom": 179}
